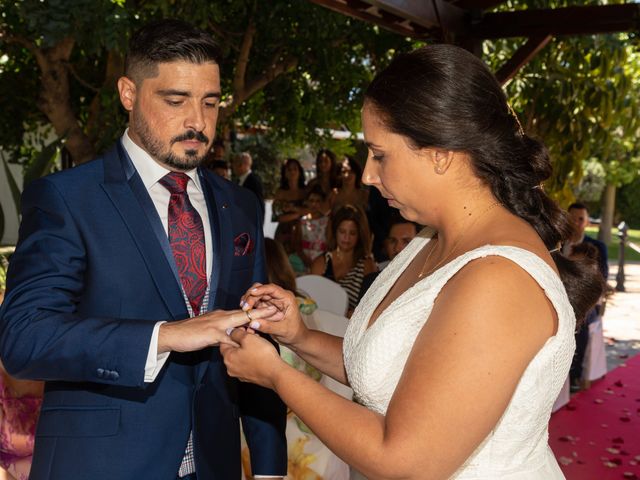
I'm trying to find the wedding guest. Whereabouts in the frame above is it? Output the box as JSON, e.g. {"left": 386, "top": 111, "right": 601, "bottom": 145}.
{"left": 295, "top": 185, "right": 331, "bottom": 272}
{"left": 0, "top": 20, "right": 286, "bottom": 480}
{"left": 358, "top": 214, "right": 420, "bottom": 301}
{"left": 311, "top": 205, "right": 376, "bottom": 316}
{"left": 366, "top": 185, "right": 395, "bottom": 263}
{"left": 222, "top": 44, "right": 604, "bottom": 479}
{"left": 0, "top": 362, "right": 42, "bottom": 480}
{"left": 306, "top": 149, "right": 339, "bottom": 209}
{"left": 261, "top": 239, "right": 350, "bottom": 478}
{"left": 272, "top": 158, "right": 307, "bottom": 255}
{"left": 565, "top": 202, "right": 609, "bottom": 390}
{"left": 233, "top": 151, "right": 265, "bottom": 214}
{"left": 332, "top": 155, "right": 369, "bottom": 214}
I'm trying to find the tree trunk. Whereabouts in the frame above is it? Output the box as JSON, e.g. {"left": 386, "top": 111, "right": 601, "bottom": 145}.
{"left": 598, "top": 182, "right": 616, "bottom": 245}
{"left": 36, "top": 38, "right": 95, "bottom": 165}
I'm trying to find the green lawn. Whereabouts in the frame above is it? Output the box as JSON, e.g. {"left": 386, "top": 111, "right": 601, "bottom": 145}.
{"left": 586, "top": 226, "right": 640, "bottom": 262}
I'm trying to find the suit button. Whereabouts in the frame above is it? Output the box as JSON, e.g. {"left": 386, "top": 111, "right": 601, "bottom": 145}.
{"left": 97, "top": 368, "right": 104, "bottom": 377}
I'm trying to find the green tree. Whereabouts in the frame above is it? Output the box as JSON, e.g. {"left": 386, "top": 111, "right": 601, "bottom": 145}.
{"left": 0, "top": 0, "right": 414, "bottom": 168}
{"left": 483, "top": 2, "right": 640, "bottom": 243}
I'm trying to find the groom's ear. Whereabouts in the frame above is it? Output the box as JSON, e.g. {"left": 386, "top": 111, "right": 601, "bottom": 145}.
{"left": 117, "top": 76, "right": 137, "bottom": 112}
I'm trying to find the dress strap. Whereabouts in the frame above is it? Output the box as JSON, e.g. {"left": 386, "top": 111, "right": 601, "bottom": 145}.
{"left": 429, "top": 245, "right": 575, "bottom": 336}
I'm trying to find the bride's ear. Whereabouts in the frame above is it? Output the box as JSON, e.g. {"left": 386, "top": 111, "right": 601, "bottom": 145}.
{"left": 428, "top": 149, "right": 454, "bottom": 175}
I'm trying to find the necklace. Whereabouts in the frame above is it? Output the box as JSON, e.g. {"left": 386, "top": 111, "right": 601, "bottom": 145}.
{"left": 417, "top": 201, "right": 501, "bottom": 279}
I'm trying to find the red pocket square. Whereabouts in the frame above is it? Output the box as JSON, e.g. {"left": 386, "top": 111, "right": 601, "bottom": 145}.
{"left": 233, "top": 232, "right": 253, "bottom": 256}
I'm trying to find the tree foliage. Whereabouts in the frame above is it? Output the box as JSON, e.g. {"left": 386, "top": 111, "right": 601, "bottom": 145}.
{"left": 484, "top": 0, "right": 640, "bottom": 207}
{"left": 0, "top": 0, "right": 414, "bottom": 167}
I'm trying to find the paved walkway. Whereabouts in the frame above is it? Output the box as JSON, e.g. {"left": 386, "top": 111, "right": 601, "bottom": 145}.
{"left": 602, "top": 262, "right": 640, "bottom": 371}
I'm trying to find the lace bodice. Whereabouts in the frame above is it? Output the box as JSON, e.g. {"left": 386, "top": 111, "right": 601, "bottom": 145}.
{"left": 343, "top": 229, "right": 573, "bottom": 478}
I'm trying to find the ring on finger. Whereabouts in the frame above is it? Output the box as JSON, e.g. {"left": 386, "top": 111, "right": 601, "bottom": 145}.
{"left": 245, "top": 310, "right": 253, "bottom": 322}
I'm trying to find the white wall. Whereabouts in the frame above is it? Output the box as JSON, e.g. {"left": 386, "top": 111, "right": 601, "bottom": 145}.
{"left": 0, "top": 158, "right": 23, "bottom": 246}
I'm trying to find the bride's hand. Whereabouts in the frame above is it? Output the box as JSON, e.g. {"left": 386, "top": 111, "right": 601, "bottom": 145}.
{"left": 220, "top": 328, "right": 286, "bottom": 390}
{"left": 239, "top": 283, "right": 309, "bottom": 348}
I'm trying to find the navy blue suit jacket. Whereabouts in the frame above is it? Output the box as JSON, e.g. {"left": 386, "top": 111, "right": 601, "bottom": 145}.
{"left": 0, "top": 143, "right": 287, "bottom": 479}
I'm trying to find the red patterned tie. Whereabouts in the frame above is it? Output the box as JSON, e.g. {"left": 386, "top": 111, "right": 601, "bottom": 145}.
{"left": 160, "top": 172, "right": 207, "bottom": 316}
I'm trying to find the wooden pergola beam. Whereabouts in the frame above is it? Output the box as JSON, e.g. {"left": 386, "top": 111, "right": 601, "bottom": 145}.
{"left": 472, "top": 4, "right": 640, "bottom": 39}
{"left": 309, "top": 0, "right": 428, "bottom": 38}
{"left": 367, "top": 0, "right": 466, "bottom": 32}
{"left": 447, "top": 0, "right": 507, "bottom": 10}
{"left": 495, "top": 35, "right": 552, "bottom": 85}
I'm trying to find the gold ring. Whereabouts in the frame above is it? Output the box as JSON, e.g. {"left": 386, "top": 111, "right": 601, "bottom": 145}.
{"left": 245, "top": 310, "right": 253, "bottom": 322}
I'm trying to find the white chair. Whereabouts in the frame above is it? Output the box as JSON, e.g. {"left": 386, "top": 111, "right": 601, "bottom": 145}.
{"left": 270, "top": 309, "right": 351, "bottom": 480}
{"left": 306, "top": 309, "right": 353, "bottom": 400}
{"left": 582, "top": 316, "right": 607, "bottom": 382}
{"left": 297, "top": 274, "right": 349, "bottom": 316}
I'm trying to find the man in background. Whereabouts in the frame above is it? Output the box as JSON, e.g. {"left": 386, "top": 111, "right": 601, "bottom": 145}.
{"left": 358, "top": 215, "right": 420, "bottom": 301}
{"left": 233, "top": 151, "right": 265, "bottom": 215}
{"left": 566, "top": 202, "right": 609, "bottom": 391}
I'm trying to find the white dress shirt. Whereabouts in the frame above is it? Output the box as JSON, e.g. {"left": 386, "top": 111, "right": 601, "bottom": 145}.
{"left": 237, "top": 169, "right": 251, "bottom": 186}
{"left": 121, "top": 130, "right": 213, "bottom": 382}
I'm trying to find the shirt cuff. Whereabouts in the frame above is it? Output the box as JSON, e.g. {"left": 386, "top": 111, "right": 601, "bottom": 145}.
{"left": 144, "top": 321, "right": 170, "bottom": 383}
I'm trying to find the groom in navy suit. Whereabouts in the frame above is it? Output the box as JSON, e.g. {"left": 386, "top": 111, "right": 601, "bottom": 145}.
{"left": 0, "top": 20, "right": 286, "bottom": 479}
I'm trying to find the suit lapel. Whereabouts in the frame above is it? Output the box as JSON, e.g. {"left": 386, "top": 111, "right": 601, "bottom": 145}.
{"left": 100, "top": 143, "right": 187, "bottom": 320}
{"left": 197, "top": 169, "right": 234, "bottom": 384}
{"left": 199, "top": 168, "right": 233, "bottom": 312}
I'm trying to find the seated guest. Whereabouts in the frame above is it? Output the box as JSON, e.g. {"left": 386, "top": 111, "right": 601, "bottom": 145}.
{"left": 358, "top": 215, "right": 420, "bottom": 301}
{"left": 273, "top": 158, "right": 307, "bottom": 255}
{"left": 332, "top": 155, "right": 369, "bottom": 214}
{"left": 311, "top": 204, "right": 377, "bottom": 317}
{"left": 0, "top": 361, "right": 43, "bottom": 480}
{"left": 260, "top": 239, "right": 349, "bottom": 478}
{"left": 294, "top": 185, "right": 331, "bottom": 272}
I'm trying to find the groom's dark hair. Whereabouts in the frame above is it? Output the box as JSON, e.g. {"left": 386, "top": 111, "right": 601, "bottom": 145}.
{"left": 125, "top": 19, "right": 222, "bottom": 84}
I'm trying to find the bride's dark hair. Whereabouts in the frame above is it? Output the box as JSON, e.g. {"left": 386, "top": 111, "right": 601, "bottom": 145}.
{"left": 364, "top": 44, "right": 603, "bottom": 323}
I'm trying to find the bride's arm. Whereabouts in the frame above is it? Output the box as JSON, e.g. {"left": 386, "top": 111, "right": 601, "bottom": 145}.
{"left": 226, "top": 257, "right": 556, "bottom": 479}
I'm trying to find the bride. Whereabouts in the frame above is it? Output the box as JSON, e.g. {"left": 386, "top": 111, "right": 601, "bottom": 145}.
{"left": 220, "top": 44, "right": 603, "bottom": 479}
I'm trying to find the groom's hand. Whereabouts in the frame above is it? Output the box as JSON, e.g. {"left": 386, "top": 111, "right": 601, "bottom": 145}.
{"left": 157, "top": 307, "right": 276, "bottom": 353}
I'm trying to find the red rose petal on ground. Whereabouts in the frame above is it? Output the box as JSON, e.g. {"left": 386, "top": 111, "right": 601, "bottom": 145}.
{"left": 619, "top": 417, "right": 631, "bottom": 422}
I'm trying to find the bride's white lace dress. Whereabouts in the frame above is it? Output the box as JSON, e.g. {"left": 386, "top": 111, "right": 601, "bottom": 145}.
{"left": 343, "top": 229, "right": 573, "bottom": 479}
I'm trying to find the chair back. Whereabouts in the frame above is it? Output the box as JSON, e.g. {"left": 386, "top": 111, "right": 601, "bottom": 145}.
{"left": 297, "top": 274, "right": 348, "bottom": 316}
{"left": 306, "top": 309, "right": 352, "bottom": 400}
